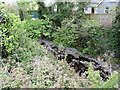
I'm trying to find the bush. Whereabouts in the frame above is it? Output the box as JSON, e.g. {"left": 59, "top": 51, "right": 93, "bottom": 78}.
{"left": 111, "top": 12, "right": 120, "bottom": 58}
{"left": 52, "top": 18, "right": 109, "bottom": 56}
{"left": 52, "top": 19, "right": 79, "bottom": 47}
{"left": 23, "top": 18, "right": 52, "bottom": 39}
{"left": 1, "top": 13, "right": 46, "bottom": 62}
{"left": 1, "top": 12, "right": 14, "bottom": 58}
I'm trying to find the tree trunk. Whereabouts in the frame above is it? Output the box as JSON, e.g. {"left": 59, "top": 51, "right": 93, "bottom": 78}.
{"left": 19, "top": 9, "right": 24, "bottom": 21}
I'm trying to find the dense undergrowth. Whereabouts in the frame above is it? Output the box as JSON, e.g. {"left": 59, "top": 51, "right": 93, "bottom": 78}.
{"left": 0, "top": 1, "right": 119, "bottom": 88}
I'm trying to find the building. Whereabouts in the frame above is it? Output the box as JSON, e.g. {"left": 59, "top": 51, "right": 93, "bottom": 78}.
{"left": 84, "top": 0, "right": 119, "bottom": 27}
{"left": 84, "top": 0, "right": 118, "bottom": 14}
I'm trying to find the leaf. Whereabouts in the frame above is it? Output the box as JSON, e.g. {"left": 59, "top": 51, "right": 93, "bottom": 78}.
{"left": 43, "top": 32, "right": 50, "bottom": 36}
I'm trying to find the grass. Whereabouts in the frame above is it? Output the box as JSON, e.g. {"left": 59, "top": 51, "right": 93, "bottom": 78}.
{"left": 0, "top": 53, "right": 90, "bottom": 88}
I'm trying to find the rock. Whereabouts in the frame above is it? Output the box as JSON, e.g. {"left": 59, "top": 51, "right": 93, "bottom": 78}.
{"left": 39, "top": 39, "right": 111, "bottom": 80}
{"left": 70, "top": 59, "right": 79, "bottom": 67}
{"left": 65, "top": 47, "right": 80, "bottom": 59}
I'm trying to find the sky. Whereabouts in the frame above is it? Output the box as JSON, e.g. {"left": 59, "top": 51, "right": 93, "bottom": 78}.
{"left": 0, "top": 0, "right": 18, "bottom": 4}
{"left": 0, "top": 0, "right": 118, "bottom": 4}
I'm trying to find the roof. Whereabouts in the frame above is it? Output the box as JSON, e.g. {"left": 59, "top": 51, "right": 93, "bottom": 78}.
{"left": 87, "top": 0, "right": 103, "bottom": 7}
{"left": 87, "top": 0, "right": 118, "bottom": 8}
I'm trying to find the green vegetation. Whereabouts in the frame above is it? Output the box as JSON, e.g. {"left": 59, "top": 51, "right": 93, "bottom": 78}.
{"left": 112, "top": 11, "right": 120, "bottom": 59}
{"left": 0, "top": 56, "right": 85, "bottom": 88}
{"left": 0, "top": 1, "right": 119, "bottom": 89}
{"left": 86, "top": 63, "right": 118, "bottom": 88}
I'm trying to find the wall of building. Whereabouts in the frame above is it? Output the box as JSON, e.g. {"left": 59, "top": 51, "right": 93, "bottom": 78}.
{"left": 85, "top": 13, "right": 116, "bottom": 27}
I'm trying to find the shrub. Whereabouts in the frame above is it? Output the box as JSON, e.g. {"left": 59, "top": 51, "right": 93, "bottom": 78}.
{"left": 52, "top": 22, "right": 79, "bottom": 47}
{"left": 1, "top": 13, "right": 46, "bottom": 62}
{"left": 111, "top": 11, "right": 120, "bottom": 58}
{"left": 23, "top": 18, "right": 52, "bottom": 39}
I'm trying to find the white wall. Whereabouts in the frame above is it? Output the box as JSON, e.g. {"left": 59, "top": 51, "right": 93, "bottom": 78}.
{"left": 84, "top": 7, "right": 91, "bottom": 14}
{"left": 84, "top": 7, "right": 97, "bottom": 14}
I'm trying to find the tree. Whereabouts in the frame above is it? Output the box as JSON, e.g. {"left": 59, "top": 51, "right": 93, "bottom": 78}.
{"left": 17, "top": 0, "right": 39, "bottom": 21}
{"left": 113, "top": 7, "right": 120, "bottom": 58}
{"left": 37, "top": 1, "right": 87, "bottom": 28}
